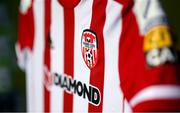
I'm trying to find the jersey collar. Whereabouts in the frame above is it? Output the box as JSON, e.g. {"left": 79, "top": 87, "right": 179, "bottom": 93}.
{"left": 58, "top": 0, "right": 81, "bottom": 9}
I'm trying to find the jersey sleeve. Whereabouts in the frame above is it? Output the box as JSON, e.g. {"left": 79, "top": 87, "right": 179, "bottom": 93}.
{"left": 119, "top": 0, "right": 180, "bottom": 112}
{"left": 15, "top": 0, "right": 34, "bottom": 70}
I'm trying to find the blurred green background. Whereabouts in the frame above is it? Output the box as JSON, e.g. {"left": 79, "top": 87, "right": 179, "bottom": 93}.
{"left": 161, "top": 0, "right": 180, "bottom": 50}
{"left": 0, "top": 0, "right": 26, "bottom": 112}
{"left": 0, "top": 0, "right": 179, "bottom": 112}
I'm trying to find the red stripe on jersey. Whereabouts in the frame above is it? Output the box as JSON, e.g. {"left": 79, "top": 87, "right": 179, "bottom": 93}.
{"left": 119, "top": 0, "right": 144, "bottom": 100}
{"left": 27, "top": 2, "right": 35, "bottom": 51}
{"left": 88, "top": 0, "right": 107, "bottom": 112}
{"left": 44, "top": 0, "right": 51, "bottom": 112}
{"left": 18, "top": 0, "right": 34, "bottom": 50}
{"left": 63, "top": 9, "right": 75, "bottom": 112}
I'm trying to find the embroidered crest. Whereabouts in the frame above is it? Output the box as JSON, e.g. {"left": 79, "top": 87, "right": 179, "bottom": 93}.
{"left": 81, "top": 29, "right": 98, "bottom": 69}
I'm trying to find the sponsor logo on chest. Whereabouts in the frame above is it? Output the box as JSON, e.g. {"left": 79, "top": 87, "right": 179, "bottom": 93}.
{"left": 44, "top": 67, "right": 101, "bottom": 106}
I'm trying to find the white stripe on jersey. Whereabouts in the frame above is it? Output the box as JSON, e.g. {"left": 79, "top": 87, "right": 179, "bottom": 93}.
{"left": 15, "top": 44, "right": 34, "bottom": 112}
{"left": 130, "top": 85, "right": 180, "bottom": 107}
{"left": 73, "top": 0, "right": 93, "bottom": 112}
{"left": 103, "top": 0, "right": 124, "bottom": 112}
{"left": 50, "top": 0, "right": 64, "bottom": 112}
{"left": 25, "top": 49, "right": 34, "bottom": 112}
{"left": 20, "top": 0, "right": 32, "bottom": 14}
{"left": 33, "top": 0, "right": 44, "bottom": 111}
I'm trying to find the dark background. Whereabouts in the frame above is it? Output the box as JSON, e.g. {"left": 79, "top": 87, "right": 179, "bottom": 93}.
{"left": 0, "top": 0, "right": 26, "bottom": 112}
{"left": 0, "top": 0, "right": 179, "bottom": 112}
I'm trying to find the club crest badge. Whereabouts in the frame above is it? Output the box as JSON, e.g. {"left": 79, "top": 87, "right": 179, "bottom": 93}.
{"left": 81, "top": 29, "right": 98, "bottom": 69}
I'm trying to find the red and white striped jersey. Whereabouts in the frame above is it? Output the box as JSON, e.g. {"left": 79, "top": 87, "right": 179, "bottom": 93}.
{"left": 16, "top": 0, "right": 180, "bottom": 112}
